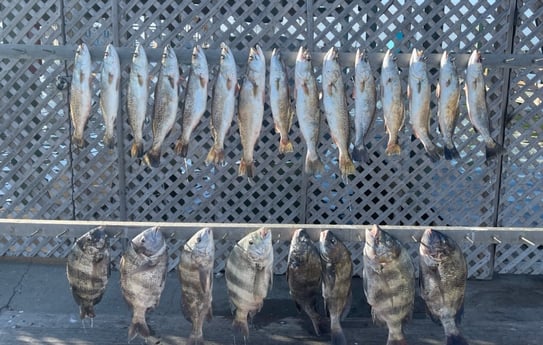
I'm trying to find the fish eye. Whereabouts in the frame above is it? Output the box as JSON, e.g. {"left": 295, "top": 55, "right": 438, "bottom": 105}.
{"left": 249, "top": 55, "right": 254, "bottom": 61}
{"left": 249, "top": 240, "right": 254, "bottom": 245}
{"left": 330, "top": 238, "right": 336, "bottom": 244}
{"left": 197, "top": 236, "right": 201, "bottom": 243}
{"left": 134, "top": 52, "right": 139, "bottom": 58}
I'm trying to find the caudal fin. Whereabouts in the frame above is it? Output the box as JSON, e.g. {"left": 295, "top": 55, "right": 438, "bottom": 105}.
{"left": 238, "top": 159, "right": 255, "bottom": 179}
{"left": 385, "top": 142, "right": 401, "bottom": 156}
{"left": 386, "top": 339, "right": 408, "bottom": 345}
{"left": 128, "top": 319, "right": 150, "bottom": 341}
{"left": 205, "top": 146, "right": 225, "bottom": 166}
{"left": 424, "top": 146, "right": 441, "bottom": 162}
{"left": 305, "top": 154, "right": 324, "bottom": 175}
{"left": 174, "top": 139, "right": 189, "bottom": 157}
{"left": 232, "top": 318, "right": 249, "bottom": 337}
{"left": 351, "top": 146, "right": 369, "bottom": 164}
{"left": 279, "top": 138, "right": 294, "bottom": 154}
{"left": 103, "top": 134, "right": 115, "bottom": 149}
{"left": 187, "top": 335, "right": 205, "bottom": 345}
{"left": 444, "top": 144, "right": 460, "bottom": 160}
{"left": 331, "top": 328, "right": 346, "bottom": 345}
{"left": 143, "top": 148, "right": 161, "bottom": 168}
{"left": 72, "top": 134, "right": 86, "bottom": 149}
{"left": 130, "top": 142, "right": 144, "bottom": 158}
{"left": 485, "top": 141, "right": 503, "bottom": 161}
{"left": 339, "top": 152, "right": 356, "bottom": 178}
{"left": 79, "top": 305, "right": 95, "bottom": 320}
{"left": 446, "top": 334, "right": 470, "bottom": 345}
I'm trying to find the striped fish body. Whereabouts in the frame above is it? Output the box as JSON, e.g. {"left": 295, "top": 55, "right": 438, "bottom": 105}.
{"left": 238, "top": 45, "right": 266, "bottom": 179}
{"left": 127, "top": 43, "right": 149, "bottom": 158}
{"left": 287, "top": 229, "right": 323, "bottom": 336}
{"left": 178, "top": 228, "right": 215, "bottom": 345}
{"left": 294, "top": 46, "right": 323, "bottom": 175}
{"left": 66, "top": 226, "right": 110, "bottom": 321}
{"left": 419, "top": 229, "right": 469, "bottom": 345}
{"left": 322, "top": 47, "right": 355, "bottom": 179}
{"left": 143, "top": 45, "right": 179, "bottom": 168}
{"left": 100, "top": 43, "right": 121, "bottom": 149}
{"left": 381, "top": 50, "right": 404, "bottom": 156}
{"left": 175, "top": 45, "right": 209, "bottom": 158}
{"left": 69, "top": 43, "right": 93, "bottom": 148}
{"left": 319, "top": 230, "right": 353, "bottom": 345}
{"left": 408, "top": 48, "right": 440, "bottom": 162}
{"left": 352, "top": 49, "right": 376, "bottom": 164}
{"left": 437, "top": 51, "right": 461, "bottom": 160}
{"left": 206, "top": 42, "right": 237, "bottom": 167}
{"left": 363, "top": 224, "right": 415, "bottom": 345}
{"left": 269, "top": 48, "right": 294, "bottom": 154}
{"left": 120, "top": 227, "right": 168, "bottom": 341}
{"left": 225, "top": 228, "right": 273, "bottom": 337}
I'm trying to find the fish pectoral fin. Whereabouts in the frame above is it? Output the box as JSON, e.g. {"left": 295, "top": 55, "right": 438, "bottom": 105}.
{"left": 198, "top": 268, "right": 212, "bottom": 292}
{"left": 199, "top": 76, "right": 207, "bottom": 89}
{"left": 108, "top": 72, "right": 115, "bottom": 84}
{"left": 436, "top": 83, "right": 440, "bottom": 98}
{"left": 137, "top": 74, "right": 144, "bottom": 86}
{"left": 168, "top": 75, "right": 176, "bottom": 89}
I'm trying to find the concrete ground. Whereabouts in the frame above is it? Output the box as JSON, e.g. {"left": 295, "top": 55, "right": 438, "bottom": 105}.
{"left": 0, "top": 259, "right": 542, "bottom": 345}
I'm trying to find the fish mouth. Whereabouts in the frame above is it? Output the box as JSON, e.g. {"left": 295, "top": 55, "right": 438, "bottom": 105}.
{"left": 356, "top": 48, "right": 367, "bottom": 63}
{"left": 297, "top": 46, "right": 311, "bottom": 62}
{"left": 325, "top": 47, "right": 339, "bottom": 61}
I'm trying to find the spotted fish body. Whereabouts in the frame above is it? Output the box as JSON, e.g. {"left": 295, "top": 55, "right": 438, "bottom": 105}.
{"left": 120, "top": 227, "right": 168, "bottom": 341}
{"left": 225, "top": 228, "right": 273, "bottom": 338}
{"left": 143, "top": 45, "right": 179, "bottom": 168}
{"left": 178, "top": 227, "right": 215, "bottom": 345}
{"left": 127, "top": 43, "right": 149, "bottom": 158}
{"left": 69, "top": 43, "right": 93, "bottom": 148}
{"left": 319, "top": 230, "right": 352, "bottom": 345}
{"left": 206, "top": 43, "right": 237, "bottom": 167}
{"left": 419, "top": 229, "right": 469, "bottom": 345}
{"left": 363, "top": 224, "right": 415, "bottom": 345}
{"left": 66, "top": 226, "right": 110, "bottom": 323}
{"left": 437, "top": 51, "right": 461, "bottom": 160}
{"left": 100, "top": 43, "right": 121, "bottom": 149}
{"left": 381, "top": 50, "right": 404, "bottom": 156}
{"left": 175, "top": 45, "right": 209, "bottom": 158}
{"left": 287, "top": 229, "right": 324, "bottom": 336}
{"left": 269, "top": 48, "right": 294, "bottom": 154}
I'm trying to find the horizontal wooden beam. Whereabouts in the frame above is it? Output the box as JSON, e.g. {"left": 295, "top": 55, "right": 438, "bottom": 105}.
{"left": 1, "top": 218, "right": 542, "bottom": 246}
{"left": 1, "top": 44, "right": 543, "bottom": 69}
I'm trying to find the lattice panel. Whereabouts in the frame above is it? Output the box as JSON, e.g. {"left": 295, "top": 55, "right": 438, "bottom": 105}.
{"left": 494, "top": 243, "right": 543, "bottom": 274}
{"left": 514, "top": 0, "right": 543, "bottom": 53}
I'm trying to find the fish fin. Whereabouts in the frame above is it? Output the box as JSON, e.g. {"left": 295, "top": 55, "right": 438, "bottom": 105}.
{"left": 79, "top": 305, "right": 95, "bottom": 319}
{"left": 103, "top": 134, "right": 115, "bottom": 149}
{"left": 238, "top": 159, "right": 254, "bottom": 179}
{"left": 351, "top": 146, "right": 369, "bottom": 164}
{"left": 205, "top": 146, "right": 225, "bottom": 167}
{"left": 436, "top": 82, "right": 440, "bottom": 98}
{"left": 199, "top": 76, "right": 207, "bottom": 89}
{"left": 143, "top": 149, "right": 161, "bottom": 168}
{"left": 444, "top": 145, "right": 460, "bottom": 160}
{"left": 130, "top": 142, "right": 144, "bottom": 158}
{"left": 446, "top": 334, "right": 469, "bottom": 345}
{"left": 108, "top": 72, "right": 114, "bottom": 84}
{"left": 137, "top": 74, "right": 144, "bottom": 86}
{"left": 206, "top": 305, "right": 213, "bottom": 321}
{"left": 425, "top": 147, "right": 441, "bottom": 162}
{"left": 386, "top": 340, "right": 408, "bottom": 345}
{"left": 72, "top": 134, "right": 86, "bottom": 149}
{"left": 485, "top": 141, "right": 503, "bottom": 160}
{"left": 331, "top": 328, "right": 347, "bottom": 345}
{"left": 279, "top": 138, "right": 294, "bottom": 154}
{"left": 168, "top": 75, "right": 176, "bottom": 89}
{"left": 305, "top": 155, "right": 324, "bottom": 175}
{"left": 385, "top": 142, "right": 401, "bottom": 156}
{"left": 407, "top": 85, "right": 411, "bottom": 99}
{"left": 174, "top": 139, "right": 189, "bottom": 157}
{"left": 232, "top": 318, "right": 249, "bottom": 337}
{"left": 128, "top": 319, "right": 150, "bottom": 341}
{"left": 340, "top": 289, "right": 352, "bottom": 321}
{"left": 187, "top": 336, "right": 205, "bottom": 345}
{"left": 198, "top": 268, "right": 211, "bottom": 293}
{"left": 339, "top": 152, "right": 356, "bottom": 178}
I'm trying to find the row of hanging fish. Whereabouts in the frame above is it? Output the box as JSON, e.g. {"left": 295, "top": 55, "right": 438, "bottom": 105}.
{"left": 66, "top": 225, "right": 468, "bottom": 345}
{"left": 69, "top": 43, "right": 502, "bottom": 182}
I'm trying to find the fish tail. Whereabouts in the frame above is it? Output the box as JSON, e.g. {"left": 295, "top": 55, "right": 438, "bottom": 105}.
{"left": 205, "top": 146, "right": 224, "bottom": 166}
{"left": 174, "top": 139, "right": 189, "bottom": 157}
{"left": 232, "top": 318, "right": 249, "bottom": 337}
{"left": 446, "top": 334, "right": 470, "bottom": 345}
{"left": 331, "top": 328, "right": 347, "bottom": 345}
{"left": 305, "top": 154, "right": 324, "bottom": 175}
{"left": 386, "top": 340, "right": 408, "bottom": 345}
{"left": 339, "top": 152, "right": 356, "bottom": 177}
{"left": 187, "top": 335, "right": 205, "bottom": 345}
{"left": 385, "top": 142, "right": 401, "bottom": 156}
{"left": 279, "top": 137, "right": 294, "bottom": 154}
{"left": 79, "top": 305, "right": 95, "bottom": 319}
{"left": 351, "top": 146, "right": 369, "bottom": 164}
{"left": 444, "top": 144, "right": 460, "bottom": 160}
{"left": 142, "top": 148, "right": 161, "bottom": 168}
{"left": 103, "top": 134, "right": 115, "bottom": 149}
{"left": 238, "top": 159, "right": 254, "bottom": 178}
{"left": 485, "top": 140, "right": 503, "bottom": 160}
{"left": 425, "top": 146, "right": 441, "bottom": 162}
{"left": 128, "top": 317, "right": 150, "bottom": 341}
{"left": 72, "top": 134, "right": 86, "bottom": 149}
{"left": 130, "top": 142, "right": 144, "bottom": 158}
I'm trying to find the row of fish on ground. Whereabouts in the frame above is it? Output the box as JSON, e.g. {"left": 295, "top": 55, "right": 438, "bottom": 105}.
{"left": 70, "top": 42, "right": 502, "bottom": 182}
{"left": 66, "top": 225, "right": 469, "bottom": 345}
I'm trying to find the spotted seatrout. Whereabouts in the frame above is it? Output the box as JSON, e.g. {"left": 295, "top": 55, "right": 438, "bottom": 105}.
{"left": 269, "top": 48, "right": 294, "bottom": 154}
{"left": 127, "top": 43, "right": 149, "bottom": 158}
{"left": 100, "top": 43, "right": 121, "bottom": 149}
{"left": 69, "top": 43, "right": 92, "bottom": 148}
{"left": 437, "top": 51, "right": 461, "bottom": 160}
{"left": 381, "top": 50, "right": 404, "bottom": 156}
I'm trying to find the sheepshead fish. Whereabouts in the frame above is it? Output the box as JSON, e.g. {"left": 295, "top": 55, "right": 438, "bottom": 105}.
{"left": 175, "top": 45, "right": 209, "bottom": 158}
{"left": 225, "top": 227, "right": 273, "bottom": 338}
{"left": 269, "top": 48, "right": 294, "bottom": 154}
{"left": 322, "top": 47, "right": 355, "bottom": 179}
{"left": 143, "top": 45, "right": 179, "bottom": 168}
{"left": 100, "top": 43, "right": 120, "bottom": 149}
{"left": 66, "top": 226, "right": 110, "bottom": 326}
{"left": 408, "top": 48, "right": 440, "bottom": 162}
{"left": 419, "top": 229, "right": 469, "bottom": 345}
{"left": 287, "top": 229, "right": 324, "bottom": 336}
{"left": 127, "top": 43, "right": 149, "bottom": 158}
{"left": 437, "top": 51, "right": 461, "bottom": 160}
{"left": 381, "top": 50, "right": 404, "bottom": 156}
{"left": 120, "top": 226, "right": 168, "bottom": 341}
{"left": 294, "top": 46, "right": 323, "bottom": 175}
{"left": 465, "top": 49, "right": 502, "bottom": 160}
{"left": 238, "top": 45, "right": 266, "bottom": 179}
{"left": 178, "top": 227, "right": 215, "bottom": 345}
{"left": 363, "top": 224, "right": 415, "bottom": 345}
{"left": 319, "top": 230, "right": 352, "bottom": 345}
{"left": 69, "top": 43, "right": 93, "bottom": 148}
{"left": 206, "top": 43, "right": 237, "bottom": 167}
{"left": 352, "top": 48, "right": 376, "bottom": 164}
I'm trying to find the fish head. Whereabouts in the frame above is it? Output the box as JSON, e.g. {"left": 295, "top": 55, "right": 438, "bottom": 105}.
{"left": 219, "top": 43, "right": 236, "bottom": 75}
{"left": 132, "top": 43, "right": 148, "bottom": 68}
{"left": 322, "top": 47, "right": 341, "bottom": 81}
{"left": 297, "top": 46, "right": 311, "bottom": 63}
{"left": 364, "top": 225, "right": 401, "bottom": 264}
{"left": 419, "top": 228, "right": 457, "bottom": 262}
{"left": 187, "top": 227, "right": 214, "bottom": 256}
{"left": 191, "top": 45, "right": 209, "bottom": 76}
{"left": 468, "top": 49, "right": 482, "bottom": 65}
{"left": 410, "top": 48, "right": 425, "bottom": 64}
{"left": 162, "top": 45, "right": 177, "bottom": 66}
{"left": 77, "top": 226, "right": 108, "bottom": 254}
{"left": 355, "top": 48, "right": 372, "bottom": 79}
{"left": 247, "top": 44, "right": 266, "bottom": 72}
{"left": 355, "top": 48, "right": 368, "bottom": 65}
{"left": 440, "top": 51, "right": 452, "bottom": 67}
{"left": 240, "top": 227, "right": 273, "bottom": 262}
{"left": 290, "top": 228, "right": 314, "bottom": 253}
{"left": 74, "top": 43, "right": 91, "bottom": 67}
{"left": 381, "top": 49, "right": 396, "bottom": 69}
{"left": 132, "top": 226, "right": 165, "bottom": 257}
{"left": 318, "top": 230, "right": 344, "bottom": 262}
